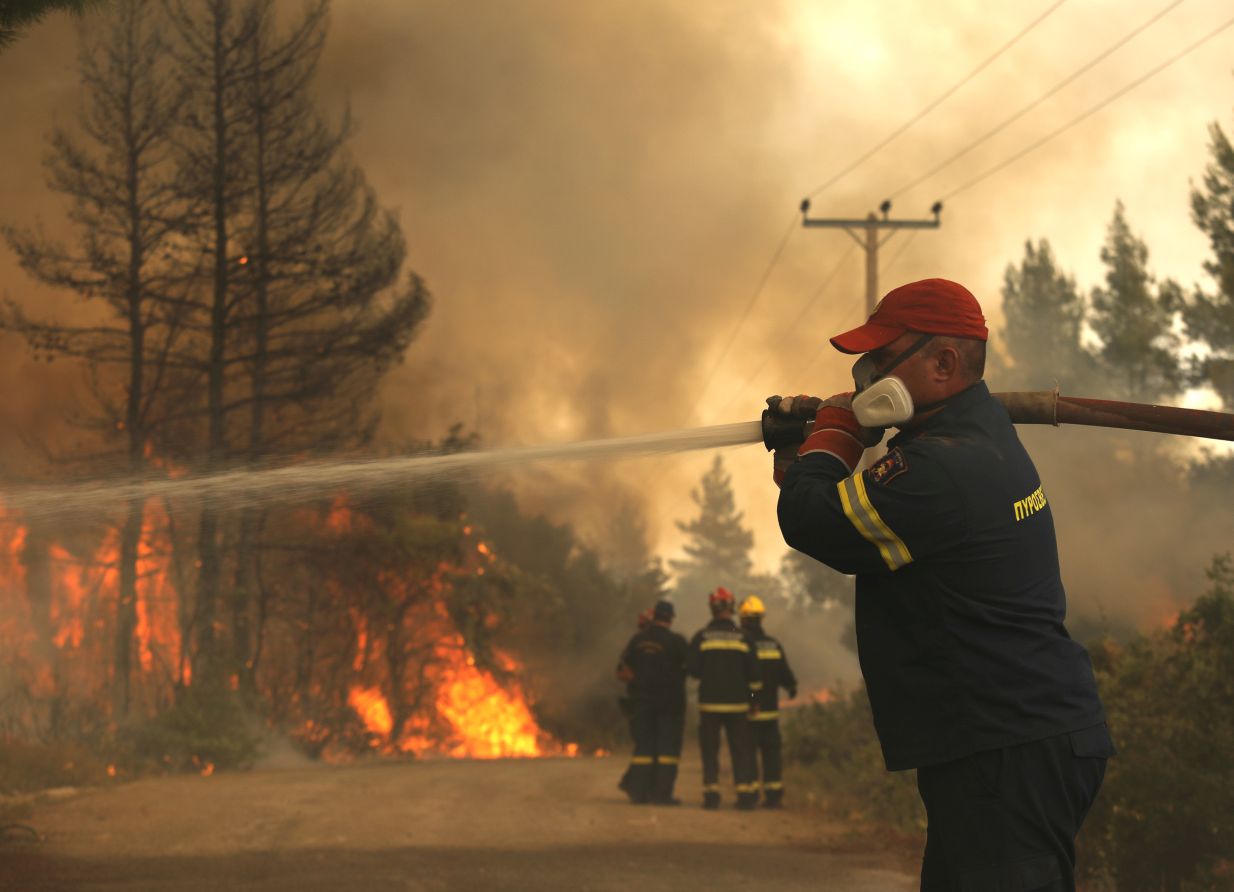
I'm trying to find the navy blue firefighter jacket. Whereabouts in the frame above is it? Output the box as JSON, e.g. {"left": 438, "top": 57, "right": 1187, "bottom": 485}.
{"left": 777, "top": 381, "right": 1106, "bottom": 771}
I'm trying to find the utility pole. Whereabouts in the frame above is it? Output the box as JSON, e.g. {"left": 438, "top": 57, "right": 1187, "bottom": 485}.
{"left": 799, "top": 198, "right": 943, "bottom": 315}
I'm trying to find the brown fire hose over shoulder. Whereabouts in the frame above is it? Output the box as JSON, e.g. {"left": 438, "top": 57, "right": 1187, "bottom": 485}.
{"left": 761, "top": 391, "right": 1234, "bottom": 451}
{"left": 995, "top": 391, "right": 1234, "bottom": 442}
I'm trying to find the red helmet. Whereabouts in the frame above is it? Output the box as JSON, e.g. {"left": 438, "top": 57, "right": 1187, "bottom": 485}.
{"left": 708, "top": 586, "right": 735, "bottom": 607}
{"left": 637, "top": 608, "right": 653, "bottom": 630}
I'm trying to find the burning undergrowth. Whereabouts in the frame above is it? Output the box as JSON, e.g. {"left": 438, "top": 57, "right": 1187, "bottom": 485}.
{"left": 0, "top": 488, "right": 590, "bottom": 778}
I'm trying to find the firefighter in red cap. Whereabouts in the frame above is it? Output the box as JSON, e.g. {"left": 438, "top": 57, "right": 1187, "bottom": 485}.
{"left": 687, "top": 586, "right": 760, "bottom": 810}
{"left": 738, "top": 595, "right": 797, "bottom": 808}
{"left": 770, "top": 278, "right": 1112, "bottom": 889}
{"left": 617, "top": 600, "right": 688, "bottom": 804}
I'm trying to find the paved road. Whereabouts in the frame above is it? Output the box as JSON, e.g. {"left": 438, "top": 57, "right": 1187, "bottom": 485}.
{"left": 1, "top": 754, "right": 917, "bottom": 891}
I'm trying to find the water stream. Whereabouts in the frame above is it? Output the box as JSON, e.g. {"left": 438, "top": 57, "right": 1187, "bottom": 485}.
{"left": 2, "top": 421, "right": 764, "bottom": 520}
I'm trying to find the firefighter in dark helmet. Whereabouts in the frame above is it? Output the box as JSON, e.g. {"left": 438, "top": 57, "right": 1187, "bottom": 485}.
{"left": 616, "top": 600, "right": 688, "bottom": 804}
{"left": 687, "top": 586, "right": 760, "bottom": 810}
{"left": 616, "top": 608, "right": 654, "bottom": 799}
{"left": 739, "top": 595, "right": 797, "bottom": 808}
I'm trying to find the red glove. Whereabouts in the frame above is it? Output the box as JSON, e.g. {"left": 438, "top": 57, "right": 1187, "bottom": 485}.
{"left": 796, "top": 392, "right": 877, "bottom": 474}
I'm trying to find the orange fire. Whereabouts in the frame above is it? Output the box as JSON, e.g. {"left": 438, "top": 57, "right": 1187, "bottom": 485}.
{"left": 0, "top": 490, "right": 574, "bottom": 765}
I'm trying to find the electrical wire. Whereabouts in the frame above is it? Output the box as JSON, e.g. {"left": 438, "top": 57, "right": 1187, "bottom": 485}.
{"left": 714, "top": 243, "right": 858, "bottom": 418}
{"left": 804, "top": 0, "right": 1069, "bottom": 201}
{"left": 696, "top": 210, "right": 798, "bottom": 406}
{"left": 942, "top": 12, "right": 1234, "bottom": 202}
{"left": 889, "top": 0, "right": 1187, "bottom": 201}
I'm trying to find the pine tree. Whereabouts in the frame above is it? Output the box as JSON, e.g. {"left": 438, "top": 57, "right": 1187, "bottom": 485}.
{"left": 671, "top": 455, "right": 754, "bottom": 584}
{"left": 1186, "top": 116, "right": 1234, "bottom": 407}
{"left": 0, "top": 0, "right": 105, "bottom": 49}
{"left": 670, "top": 456, "right": 777, "bottom": 618}
{"left": 2, "top": 0, "right": 192, "bottom": 713}
{"left": 1088, "top": 201, "right": 1182, "bottom": 403}
{"left": 998, "top": 239, "right": 1093, "bottom": 391}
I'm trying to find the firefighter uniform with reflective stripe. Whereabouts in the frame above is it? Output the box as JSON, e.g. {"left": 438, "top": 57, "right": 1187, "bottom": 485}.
{"left": 778, "top": 380, "right": 1111, "bottom": 887}
{"left": 619, "top": 622, "right": 688, "bottom": 803}
{"left": 687, "top": 618, "right": 760, "bottom": 806}
{"left": 747, "top": 630, "right": 797, "bottom": 806}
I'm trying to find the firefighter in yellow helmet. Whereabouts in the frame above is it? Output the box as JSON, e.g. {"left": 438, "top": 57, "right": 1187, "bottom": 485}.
{"left": 739, "top": 594, "right": 798, "bottom": 808}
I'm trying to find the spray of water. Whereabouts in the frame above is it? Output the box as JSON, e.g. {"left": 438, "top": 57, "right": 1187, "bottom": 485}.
{"left": 3, "top": 422, "right": 764, "bottom": 520}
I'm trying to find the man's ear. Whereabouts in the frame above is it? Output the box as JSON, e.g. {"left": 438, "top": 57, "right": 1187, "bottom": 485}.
{"left": 933, "top": 345, "right": 960, "bottom": 381}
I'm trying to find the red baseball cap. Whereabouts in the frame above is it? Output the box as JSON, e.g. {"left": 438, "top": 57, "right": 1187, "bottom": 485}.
{"left": 830, "top": 278, "right": 988, "bottom": 355}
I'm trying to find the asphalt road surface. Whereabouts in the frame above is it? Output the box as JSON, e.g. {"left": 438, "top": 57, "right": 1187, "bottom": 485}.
{"left": 0, "top": 753, "right": 918, "bottom": 891}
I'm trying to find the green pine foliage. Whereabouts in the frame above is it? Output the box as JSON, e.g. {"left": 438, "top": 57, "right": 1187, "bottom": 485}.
{"left": 670, "top": 455, "right": 779, "bottom": 611}
{"left": 1186, "top": 117, "right": 1234, "bottom": 408}
{"left": 997, "top": 239, "right": 1094, "bottom": 391}
{"left": 0, "top": 0, "right": 105, "bottom": 48}
{"left": 1088, "top": 201, "right": 1184, "bottom": 402}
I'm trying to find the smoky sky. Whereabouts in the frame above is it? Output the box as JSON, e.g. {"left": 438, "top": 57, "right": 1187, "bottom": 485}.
{"left": 2, "top": 0, "right": 1233, "bottom": 638}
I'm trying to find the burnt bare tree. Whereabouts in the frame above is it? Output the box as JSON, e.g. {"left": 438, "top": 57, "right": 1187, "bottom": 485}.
{"left": 227, "top": 0, "right": 429, "bottom": 689}
{"left": 164, "top": 0, "right": 429, "bottom": 686}
{"left": 2, "top": 0, "right": 192, "bottom": 714}
{"left": 161, "top": 0, "right": 260, "bottom": 687}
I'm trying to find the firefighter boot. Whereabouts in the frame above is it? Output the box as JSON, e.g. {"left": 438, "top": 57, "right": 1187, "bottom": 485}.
{"left": 702, "top": 791, "right": 721, "bottom": 810}
{"left": 736, "top": 791, "right": 758, "bottom": 811}
{"left": 762, "top": 788, "right": 784, "bottom": 809}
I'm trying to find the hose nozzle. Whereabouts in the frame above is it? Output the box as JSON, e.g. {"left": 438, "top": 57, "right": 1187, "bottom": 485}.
{"left": 761, "top": 397, "right": 812, "bottom": 452}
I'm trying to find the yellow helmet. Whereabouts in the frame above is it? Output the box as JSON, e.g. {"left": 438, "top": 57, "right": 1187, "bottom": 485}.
{"left": 739, "top": 595, "right": 765, "bottom": 617}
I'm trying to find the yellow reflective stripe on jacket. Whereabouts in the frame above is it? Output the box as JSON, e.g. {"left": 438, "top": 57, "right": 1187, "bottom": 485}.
{"left": 630, "top": 756, "right": 653, "bottom": 765}
{"left": 699, "top": 639, "right": 750, "bottom": 653}
{"left": 838, "top": 472, "right": 913, "bottom": 570}
{"left": 757, "top": 649, "right": 783, "bottom": 660}
{"left": 749, "top": 681, "right": 764, "bottom": 691}
{"left": 699, "top": 703, "right": 750, "bottom": 713}
{"left": 656, "top": 755, "right": 680, "bottom": 765}
{"left": 750, "top": 710, "right": 779, "bottom": 721}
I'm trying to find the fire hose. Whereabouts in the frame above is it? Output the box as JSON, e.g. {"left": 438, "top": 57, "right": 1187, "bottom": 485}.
{"left": 760, "top": 390, "right": 1234, "bottom": 452}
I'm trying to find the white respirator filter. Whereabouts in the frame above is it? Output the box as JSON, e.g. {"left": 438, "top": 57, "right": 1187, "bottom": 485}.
{"left": 851, "top": 376, "right": 915, "bottom": 428}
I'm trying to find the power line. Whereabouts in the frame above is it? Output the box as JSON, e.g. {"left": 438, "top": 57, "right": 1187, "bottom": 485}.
{"left": 789, "top": 232, "right": 921, "bottom": 389}
{"left": 889, "top": 0, "right": 1186, "bottom": 201}
{"left": 942, "top": 13, "right": 1234, "bottom": 202}
{"left": 714, "top": 244, "right": 858, "bottom": 418}
{"left": 697, "top": 0, "right": 1069, "bottom": 410}
{"left": 804, "top": 0, "right": 1069, "bottom": 201}
{"left": 879, "top": 230, "right": 920, "bottom": 281}
{"left": 696, "top": 210, "right": 798, "bottom": 406}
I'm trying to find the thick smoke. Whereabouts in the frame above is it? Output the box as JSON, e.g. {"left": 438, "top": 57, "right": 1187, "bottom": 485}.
{"left": 1, "top": 0, "right": 1231, "bottom": 678}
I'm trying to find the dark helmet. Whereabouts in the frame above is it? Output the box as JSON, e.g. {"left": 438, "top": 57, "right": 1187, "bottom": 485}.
{"left": 652, "top": 600, "right": 675, "bottom": 622}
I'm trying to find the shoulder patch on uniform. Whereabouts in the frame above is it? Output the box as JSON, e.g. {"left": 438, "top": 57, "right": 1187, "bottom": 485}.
{"left": 867, "top": 447, "right": 908, "bottom": 485}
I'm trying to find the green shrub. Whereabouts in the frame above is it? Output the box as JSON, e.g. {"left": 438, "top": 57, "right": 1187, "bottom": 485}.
{"left": 782, "top": 688, "right": 924, "bottom": 833}
{"left": 123, "top": 684, "right": 261, "bottom": 773}
{"left": 1079, "top": 556, "right": 1234, "bottom": 891}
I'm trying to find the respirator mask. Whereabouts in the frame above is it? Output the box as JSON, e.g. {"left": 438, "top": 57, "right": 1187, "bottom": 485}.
{"left": 850, "top": 334, "right": 933, "bottom": 428}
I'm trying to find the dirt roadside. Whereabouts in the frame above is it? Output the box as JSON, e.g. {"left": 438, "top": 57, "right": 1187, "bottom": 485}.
{"left": 0, "top": 754, "right": 918, "bottom": 891}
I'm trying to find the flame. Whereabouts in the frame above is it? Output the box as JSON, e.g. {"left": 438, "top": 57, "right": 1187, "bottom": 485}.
{"left": 0, "top": 490, "right": 575, "bottom": 767}
{"left": 348, "top": 685, "right": 393, "bottom": 738}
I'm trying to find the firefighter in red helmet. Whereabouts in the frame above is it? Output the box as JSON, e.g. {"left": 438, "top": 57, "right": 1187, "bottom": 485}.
{"left": 687, "top": 586, "right": 760, "bottom": 809}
